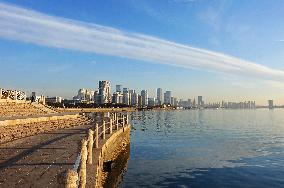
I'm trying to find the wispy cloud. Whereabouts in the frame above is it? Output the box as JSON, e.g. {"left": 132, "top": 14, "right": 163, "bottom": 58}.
{"left": 1, "top": 2, "right": 284, "bottom": 82}
{"left": 172, "top": 0, "right": 197, "bottom": 3}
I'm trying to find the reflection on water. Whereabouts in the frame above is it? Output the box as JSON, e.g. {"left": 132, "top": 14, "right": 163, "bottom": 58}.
{"left": 103, "top": 145, "right": 130, "bottom": 188}
{"left": 120, "top": 109, "right": 284, "bottom": 188}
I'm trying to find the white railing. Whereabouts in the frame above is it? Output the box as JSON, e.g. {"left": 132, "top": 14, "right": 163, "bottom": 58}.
{"left": 0, "top": 88, "right": 26, "bottom": 101}
{"left": 61, "top": 112, "right": 129, "bottom": 188}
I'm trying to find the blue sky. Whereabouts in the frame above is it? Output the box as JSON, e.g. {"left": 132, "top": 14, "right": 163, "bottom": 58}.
{"left": 0, "top": 0, "right": 284, "bottom": 105}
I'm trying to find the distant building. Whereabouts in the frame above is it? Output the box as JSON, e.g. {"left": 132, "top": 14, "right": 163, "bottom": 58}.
{"left": 116, "top": 85, "right": 122, "bottom": 93}
{"left": 148, "top": 97, "right": 156, "bottom": 107}
{"left": 46, "top": 96, "right": 62, "bottom": 103}
{"left": 164, "top": 91, "right": 172, "bottom": 105}
{"left": 141, "top": 90, "right": 148, "bottom": 106}
{"left": 157, "top": 88, "right": 163, "bottom": 105}
{"left": 123, "top": 92, "right": 130, "bottom": 105}
{"left": 170, "top": 97, "right": 174, "bottom": 106}
{"left": 138, "top": 95, "right": 142, "bottom": 107}
{"left": 192, "top": 98, "right": 196, "bottom": 107}
{"left": 188, "top": 99, "right": 192, "bottom": 108}
{"left": 198, "top": 96, "right": 203, "bottom": 107}
{"left": 73, "top": 88, "right": 96, "bottom": 102}
{"left": 112, "top": 92, "right": 123, "bottom": 104}
{"left": 123, "top": 88, "right": 128, "bottom": 93}
{"left": 98, "top": 81, "right": 111, "bottom": 104}
{"left": 268, "top": 100, "right": 274, "bottom": 109}
{"left": 130, "top": 91, "right": 138, "bottom": 106}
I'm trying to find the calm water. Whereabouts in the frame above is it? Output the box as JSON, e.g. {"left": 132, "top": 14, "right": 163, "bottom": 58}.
{"left": 119, "top": 109, "right": 284, "bottom": 188}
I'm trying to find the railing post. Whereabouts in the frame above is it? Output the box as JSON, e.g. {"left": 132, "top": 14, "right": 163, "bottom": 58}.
{"left": 64, "top": 169, "right": 78, "bottom": 188}
{"left": 110, "top": 116, "right": 113, "bottom": 134}
{"left": 79, "top": 139, "right": 87, "bottom": 188}
{"left": 116, "top": 114, "right": 119, "bottom": 130}
{"left": 102, "top": 120, "right": 106, "bottom": 139}
{"left": 95, "top": 123, "right": 99, "bottom": 148}
{"left": 126, "top": 114, "right": 129, "bottom": 125}
{"left": 122, "top": 115, "right": 125, "bottom": 127}
{"left": 87, "top": 129, "right": 94, "bottom": 165}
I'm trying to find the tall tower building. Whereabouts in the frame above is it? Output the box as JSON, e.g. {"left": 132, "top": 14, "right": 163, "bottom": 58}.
{"left": 123, "top": 92, "right": 130, "bottom": 105}
{"left": 157, "top": 88, "right": 163, "bottom": 105}
{"left": 198, "top": 96, "right": 203, "bottom": 107}
{"left": 98, "top": 81, "right": 111, "bottom": 104}
{"left": 130, "top": 91, "right": 138, "bottom": 106}
{"left": 116, "top": 85, "right": 122, "bottom": 93}
{"left": 268, "top": 100, "right": 274, "bottom": 109}
{"left": 123, "top": 88, "right": 128, "bottom": 93}
{"left": 141, "top": 90, "right": 148, "bottom": 106}
{"left": 164, "top": 91, "right": 172, "bottom": 105}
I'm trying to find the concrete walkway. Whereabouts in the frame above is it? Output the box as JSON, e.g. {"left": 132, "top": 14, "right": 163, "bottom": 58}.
{"left": 0, "top": 123, "right": 95, "bottom": 188}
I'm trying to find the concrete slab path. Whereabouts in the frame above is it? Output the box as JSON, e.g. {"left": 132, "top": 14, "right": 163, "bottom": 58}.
{"left": 0, "top": 122, "right": 95, "bottom": 188}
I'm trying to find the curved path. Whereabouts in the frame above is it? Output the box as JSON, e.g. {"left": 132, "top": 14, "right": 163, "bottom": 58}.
{"left": 0, "top": 122, "right": 95, "bottom": 188}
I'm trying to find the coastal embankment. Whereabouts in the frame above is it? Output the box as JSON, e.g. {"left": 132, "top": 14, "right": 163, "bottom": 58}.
{"left": 55, "top": 107, "right": 136, "bottom": 113}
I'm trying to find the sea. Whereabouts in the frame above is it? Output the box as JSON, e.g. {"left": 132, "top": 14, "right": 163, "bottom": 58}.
{"left": 118, "top": 109, "right": 284, "bottom": 188}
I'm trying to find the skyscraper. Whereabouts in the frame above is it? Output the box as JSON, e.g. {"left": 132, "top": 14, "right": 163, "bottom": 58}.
{"left": 164, "top": 91, "right": 172, "bottom": 105}
{"left": 116, "top": 85, "right": 122, "bottom": 93}
{"left": 123, "top": 88, "right": 128, "bottom": 93}
{"left": 268, "top": 100, "right": 274, "bottom": 109}
{"left": 112, "top": 92, "right": 123, "bottom": 104}
{"left": 198, "top": 96, "right": 203, "bottom": 107}
{"left": 141, "top": 90, "right": 148, "bottom": 106}
{"left": 157, "top": 88, "right": 163, "bottom": 105}
{"left": 98, "top": 81, "right": 111, "bottom": 104}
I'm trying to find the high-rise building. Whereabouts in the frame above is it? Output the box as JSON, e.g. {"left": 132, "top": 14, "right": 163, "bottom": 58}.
{"left": 188, "top": 99, "right": 192, "bottom": 107}
{"left": 116, "top": 85, "right": 122, "bottom": 93}
{"left": 98, "top": 81, "right": 111, "bottom": 104}
{"left": 157, "top": 88, "right": 163, "bottom": 105}
{"left": 198, "top": 96, "right": 203, "bottom": 107}
{"left": 130, "top": 91, "right": 138, "bottom": 106}
{"left": 112, "top": 92, "right": 123, "bottom": 104}
{"left": 268, "top": 100, "right": 274, "bottom": 109}
{"left": 123, "top": 92, "right": 130, "bottom": 105}
{"left": 192, "top": 98, "right": 196, "bottom": 107}
{"left": 138, "top": 95, "right": 142, "bottom": 107}
{"left": 74, "top": 88, "right": 95, "bottom": 102}
{"left": 141, "top": 90, "right": 148, "bottom": 106}
{"left": 123, "top": 88, "right": 128, "bottom": 93}
{"left": 148, "top": 97, "right": 156, "bottom": 107}
{"left": 164, "top": 91, "right": 172, "bottom": 105}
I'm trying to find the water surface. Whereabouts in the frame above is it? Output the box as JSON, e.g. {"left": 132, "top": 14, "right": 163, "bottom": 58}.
{"left": 120, "top": 109, "right": 284, "bottom": 188}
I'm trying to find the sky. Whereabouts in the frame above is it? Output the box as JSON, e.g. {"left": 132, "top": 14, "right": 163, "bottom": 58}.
{"left": 0, "top": 0, "right": 284, "bottom": 105}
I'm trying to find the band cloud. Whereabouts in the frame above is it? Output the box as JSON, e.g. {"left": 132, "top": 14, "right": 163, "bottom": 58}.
{"left": 1, "top": 2, "right": 284, "bottom": 81}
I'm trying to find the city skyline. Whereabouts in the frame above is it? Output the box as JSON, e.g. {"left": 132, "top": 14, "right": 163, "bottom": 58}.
{"left": 1, "top": 0, "right": 284, "bottom": 105}
{"left": 49, "top": 80, "right": 264, "bottom": 108}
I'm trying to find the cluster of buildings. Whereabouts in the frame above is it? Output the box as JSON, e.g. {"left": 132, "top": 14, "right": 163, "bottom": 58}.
{"left": 44, "top": 80, "right": 260, "bottom": 109}
{"left": 42, "top": 80, "right": 268, "bottom": 109}
{"left": 71, "top": 81, "right": 157, "bottom": 107}
{"left": 69, "top": 81, "right": 201, "bottom": 108}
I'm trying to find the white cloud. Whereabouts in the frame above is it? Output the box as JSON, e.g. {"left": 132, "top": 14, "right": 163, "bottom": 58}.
{"left": 1, "top": 2, "right": 284, "bottom": 82}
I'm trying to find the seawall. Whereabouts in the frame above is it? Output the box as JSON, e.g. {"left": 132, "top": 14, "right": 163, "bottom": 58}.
{"left": 56, "top": 107, "right": 136, "bottom": 113}
{"left": 92, "top": 125, "right": 131, "bottom": 188}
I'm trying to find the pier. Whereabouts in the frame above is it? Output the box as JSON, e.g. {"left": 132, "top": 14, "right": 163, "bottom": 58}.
{"left": 0, "top": 91, "right": 131, "bottom": 188}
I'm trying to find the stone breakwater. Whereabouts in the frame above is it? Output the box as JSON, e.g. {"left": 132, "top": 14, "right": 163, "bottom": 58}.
{"left": 0, "top": 114, "right": 92, "bottom": 144}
